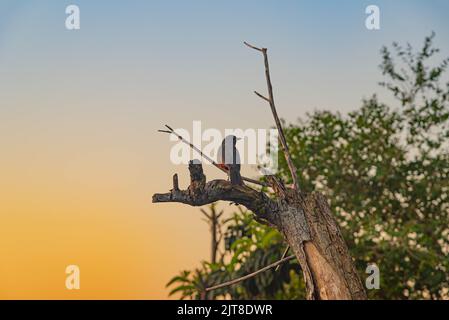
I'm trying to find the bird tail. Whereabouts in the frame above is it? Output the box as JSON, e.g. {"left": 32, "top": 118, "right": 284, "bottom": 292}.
{"left": 230, "top": 169, "right": 243, "bottom": 185}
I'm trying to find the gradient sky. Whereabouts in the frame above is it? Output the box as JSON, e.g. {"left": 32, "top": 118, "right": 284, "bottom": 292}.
{"left": 1, "top": 0, "right": 448, "bottom": 299}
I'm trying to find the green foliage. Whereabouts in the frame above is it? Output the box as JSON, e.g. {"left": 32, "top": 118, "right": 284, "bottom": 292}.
{"left": 167, "top": 34, "right": 449, "bottom": 300}
{"left": 379, "top": 31, "right": 449, "bottom": 152}
{"left": 167, "top": 207, "right": 304, "bottom": 300}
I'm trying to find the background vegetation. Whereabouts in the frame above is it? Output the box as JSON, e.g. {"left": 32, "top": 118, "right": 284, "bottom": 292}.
{"left": 167, "top": 34, "right": 449, "bottom": 300}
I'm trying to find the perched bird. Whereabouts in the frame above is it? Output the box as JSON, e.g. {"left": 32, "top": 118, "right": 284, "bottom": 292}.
{"left": 217, "top": 135, "right": 243, "bottom": 185}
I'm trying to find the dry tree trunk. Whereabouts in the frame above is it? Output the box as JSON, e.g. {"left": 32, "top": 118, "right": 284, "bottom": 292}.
{"left": 153, "top": 43, "right": 367, "bottom": 300}
{"left": 153, "top": 164, "right": 366, "bottom": 300}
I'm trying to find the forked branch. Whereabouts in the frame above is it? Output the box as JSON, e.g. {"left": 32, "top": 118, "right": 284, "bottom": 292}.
{"left": 244, "top": 42, "right": 300, "bottom": 192}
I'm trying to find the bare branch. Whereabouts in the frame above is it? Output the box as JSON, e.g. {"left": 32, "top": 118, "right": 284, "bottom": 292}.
{"left": 243, "top": 41, "right": 264, "bottom": 52}
{"left": 200, "top": 208, "right": 211, "bottom": 220}
{"left": 245, "top": 42, "right": 301, "bottom": 192}
{"left": 216, "top": 233, "right": 223, "bottom": 247}
{"left": 254, "top": 91, "right": 270, "bottom": 102}
{"left": 152, "top": 161, "right": 277, "bottom": 225}
{"left": 275, "top": 245, "right": 290, "bottom": 272}
{"left": 153, "top": 179, "right": 269, "bottom": 212}
{"left": 205, "top": 255, "right": 296, "bottom": 292}
{"left": 172, "top": 174, "right": 179, "bottom": 191}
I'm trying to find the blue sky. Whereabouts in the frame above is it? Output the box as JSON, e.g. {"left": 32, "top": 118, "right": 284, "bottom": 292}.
{"left": 1, "top": 0, "right": 448, "bottom": 121}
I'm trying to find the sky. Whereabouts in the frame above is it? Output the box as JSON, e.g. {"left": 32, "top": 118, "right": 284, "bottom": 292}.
{"left": 0, "top": 0, "right": 448, "bottom": 299}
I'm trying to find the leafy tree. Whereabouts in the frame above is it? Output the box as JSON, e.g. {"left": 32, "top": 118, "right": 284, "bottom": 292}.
{"left": 167, "top": 34, "right": 449, "bottom": 300}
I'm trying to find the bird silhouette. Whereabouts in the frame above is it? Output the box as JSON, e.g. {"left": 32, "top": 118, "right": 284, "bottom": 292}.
{"left": 217, "top": 135, "right": 243, "bottom": 185}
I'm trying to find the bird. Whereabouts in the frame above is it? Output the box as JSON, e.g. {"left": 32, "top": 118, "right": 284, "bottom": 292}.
{"left": 217, "top": 135, "right": 243, "bottom": 185}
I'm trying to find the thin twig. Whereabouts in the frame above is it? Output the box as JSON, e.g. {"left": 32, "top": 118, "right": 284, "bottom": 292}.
{"left": 275, "top": 245, "right": 290, "bottom": 271}
{"left": 244, "top": 42, "right": 301, "bottom": 192}
{"left": 254, "top": 91, "right": 270, "bottom": 102}
{"left": 243, "top": 41, "right": 263, "bottom": 52}
{"left": 200, "top": 208, "right": 211, "bottom": 220}
{"left": 205, "top": 255, "right": 296, "bottom": 292}
{"left": 159, "top": 125, "right": 268, "bottom": 187}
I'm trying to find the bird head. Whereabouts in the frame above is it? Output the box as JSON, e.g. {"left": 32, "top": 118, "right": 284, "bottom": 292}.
{"left": 223, "top": 135, "right": 241, "bottom": 146}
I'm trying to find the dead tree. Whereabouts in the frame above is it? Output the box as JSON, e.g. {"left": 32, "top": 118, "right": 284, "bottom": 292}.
{"left": 153, "top": 43, "right": 367, "bottom": 300}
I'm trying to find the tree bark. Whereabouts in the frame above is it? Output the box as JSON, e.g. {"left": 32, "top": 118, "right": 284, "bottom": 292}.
{"left": 153, "top": 161, "right": 367, "bottom": 300}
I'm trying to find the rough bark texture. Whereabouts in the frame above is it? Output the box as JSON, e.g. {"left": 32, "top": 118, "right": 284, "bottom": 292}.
{"left": 152, "top": 161, "right": 367, "bottom": 300}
